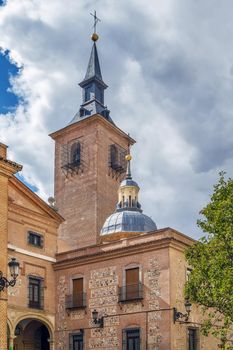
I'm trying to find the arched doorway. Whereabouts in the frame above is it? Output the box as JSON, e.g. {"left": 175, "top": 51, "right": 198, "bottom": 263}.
{"left": 14, "top": 318, "right": 51, "bottom": 350}
{"left": 7, "top": 324, "right": 10, "bottom": 350}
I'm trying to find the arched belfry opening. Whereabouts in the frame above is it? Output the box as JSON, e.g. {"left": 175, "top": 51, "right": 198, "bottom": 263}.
{"left": 13, "top": 318, "right": 52, "bottom": 350}
{"left": 70, "top": 141, "right": 81, "bottom": 167}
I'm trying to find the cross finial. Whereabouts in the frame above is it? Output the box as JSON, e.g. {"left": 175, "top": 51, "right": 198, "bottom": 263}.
{"left": 90, "top": 10, "right": 101, "bottom": 34}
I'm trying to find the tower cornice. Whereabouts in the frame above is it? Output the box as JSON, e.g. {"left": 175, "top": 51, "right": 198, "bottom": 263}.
{"left": 49, "top": 114, "right": 136, "bottom": 145}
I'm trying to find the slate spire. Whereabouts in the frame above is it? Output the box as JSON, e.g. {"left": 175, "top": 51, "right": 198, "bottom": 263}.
{"left": 69, "top": 27, "right": 113, "bottom": 125}
{"left": 84, "top": 42, "right": 103, "bottom": 81}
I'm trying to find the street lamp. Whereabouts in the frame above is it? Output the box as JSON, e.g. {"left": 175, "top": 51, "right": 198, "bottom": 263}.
{"left": 174, "top": 300, "right": 192, "bottom": 323}
{"left": 92, "top": 309, "right": 104, "bottom": 328}
{"left": 0, "top": 258, "right": 20, "bottom": 292}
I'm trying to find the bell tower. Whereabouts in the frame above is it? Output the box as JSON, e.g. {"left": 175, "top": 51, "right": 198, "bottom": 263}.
{"left": 50, "top": 24, "right": 134, "bottom": 251}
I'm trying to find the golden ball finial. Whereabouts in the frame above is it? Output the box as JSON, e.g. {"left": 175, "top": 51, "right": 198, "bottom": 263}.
{"left": 125, "top": 154, "right": 132, "bottom": 161}
{"left": 91, "top": 33, "right": 99, "bottom": 42}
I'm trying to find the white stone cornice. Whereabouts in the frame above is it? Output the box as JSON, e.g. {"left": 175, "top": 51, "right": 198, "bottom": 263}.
{"left": 8, "top": 244, "right": 56, "bottom": 262}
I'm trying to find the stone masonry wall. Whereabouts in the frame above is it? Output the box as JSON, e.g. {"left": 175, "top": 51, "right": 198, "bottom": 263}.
{"left": 57, "top": 275, "right": 68, "bottom": 350}
{"left": 55, "top": 249, "right": 170, "bottom": 350}
{"left": 89, "top": 266, "right": 119, "bottom": 349}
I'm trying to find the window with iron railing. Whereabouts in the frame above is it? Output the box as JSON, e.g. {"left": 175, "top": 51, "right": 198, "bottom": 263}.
{"left": 109, "top": 144, "right": 127, "bottom": 173}
{"left": 119, "top": 283, "right": 143, "bottom": 302}
{"left": 119, "top": 267, "right": 143, "bottom": 302}
{"left": 28, "top": 277, "right": 44, "bottom": 309}
{"left": 70, "top": 142, "right": 81, "bottom": 167}
{"left": 66, "top": 293, "right": 87, "bottom": 309}
{"left": 66, "top": 278, "right": 86, "bottom": 309}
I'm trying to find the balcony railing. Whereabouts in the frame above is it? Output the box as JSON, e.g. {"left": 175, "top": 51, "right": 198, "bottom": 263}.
{"left": 66, "top": 293, "right": 87, "bottom": 309}
{"left": 119, "top": 283, "right": 143, "bottom": 302}
{"left": 28, "top": 299, "right": 44, "bottom": 310}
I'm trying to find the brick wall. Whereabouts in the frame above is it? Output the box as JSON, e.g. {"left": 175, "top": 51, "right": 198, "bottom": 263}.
{"left": 52, "top": 115, "right": 132, "bottom": 251}
{"left": 54, "top": 230, "right": 220, "bottom": 350}
{"left": 55, "top": 244, "right": 170, "bottom": 350}
{"left": 0, "top": 174, "right": 8, "bottom": 350}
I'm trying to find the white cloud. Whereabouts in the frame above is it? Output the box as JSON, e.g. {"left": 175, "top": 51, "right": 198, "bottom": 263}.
{"left": 1, "top": 0, "right": 233, "bottom": 239}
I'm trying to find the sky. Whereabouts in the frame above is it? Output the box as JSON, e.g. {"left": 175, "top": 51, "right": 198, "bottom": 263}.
{"left": 1, "top": 0, "right": 233, "bottom": 239}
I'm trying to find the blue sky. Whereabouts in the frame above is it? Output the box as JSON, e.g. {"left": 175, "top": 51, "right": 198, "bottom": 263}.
{"left": 0, "top": 50, "right": 19, "bottom": 113}
{"left": 0, "top": 51, "right": 38, "bottom": 192}
{"left": 1, "top": 0, "right": 233, "bottom": 239}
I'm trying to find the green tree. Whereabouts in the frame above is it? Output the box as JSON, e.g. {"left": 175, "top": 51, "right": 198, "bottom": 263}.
{"left": 185, "top": 172, "right": 233, "bottom": 349}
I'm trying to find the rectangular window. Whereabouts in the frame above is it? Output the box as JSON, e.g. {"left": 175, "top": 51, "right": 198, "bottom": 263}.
{"left": 188, "top": 328, "right": 198, "bottom": 350}
{"left": 28, "top": 231, "right": 43, "bottom": 248}
{"left": 70, "top": 332, "right": 84, "bottom": 350}
{"left": 73, "top": 278, "right": 85, "bottom": 308}
{"left": 123, "top": 328, "right": 140, "bottom": 350}
{"left": 28, "top": 277, "right": 43, "bottom": 309}
{"left": 126, "top": 267, "right": 140, "bottom": 301}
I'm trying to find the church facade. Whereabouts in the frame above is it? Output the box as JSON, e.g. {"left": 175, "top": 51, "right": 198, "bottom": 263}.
{"left": 0, "top": 28, "right": 220, "bottom": 350}
{"left": 51, "top": 33, "right": 218, "bottom": 350}
{"left": 0, "top": 143, "right": 63, "bottom": 350}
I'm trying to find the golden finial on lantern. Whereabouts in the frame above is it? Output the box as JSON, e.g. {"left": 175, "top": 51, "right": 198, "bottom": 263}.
{"left": 91, "top": 33, "right": 99, "bottom": 42}
{"left": 125, "top": 154, "right": 132, "bottom": 161}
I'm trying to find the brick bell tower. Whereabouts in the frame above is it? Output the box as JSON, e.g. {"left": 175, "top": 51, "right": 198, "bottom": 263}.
{"left": 50, "top": 27, "right": 134, "bottom": 251}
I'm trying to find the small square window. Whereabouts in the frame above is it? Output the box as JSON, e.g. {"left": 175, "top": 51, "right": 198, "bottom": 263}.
{"left": 28, "top": 231, "right": 43, "bottom": 248}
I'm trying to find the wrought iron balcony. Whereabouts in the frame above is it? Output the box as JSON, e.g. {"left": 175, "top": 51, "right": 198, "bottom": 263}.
{"left": 66, "top": 293, "right": 87, "bottom": 309}
{"left": 119, "top": 283, "right": 143, "bottom": 302}
{"left": 28, "top": 299, "right": 44, "bottom": 310}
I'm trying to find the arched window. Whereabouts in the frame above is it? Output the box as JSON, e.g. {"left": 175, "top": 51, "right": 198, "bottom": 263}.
{"left": 84, "top": 85, "right": 92, "bottom": 102}
{"left": 70, "top": 142, "right": 81, "bottom": 167}
{"left": 122, "top": 328, "right": 141, "bottom": 350}
{"left": 110, "top": 144, "right": 118, "bottom": 169}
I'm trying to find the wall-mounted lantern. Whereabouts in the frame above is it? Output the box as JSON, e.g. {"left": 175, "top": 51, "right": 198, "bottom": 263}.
{"left": 0, "top": 258, "right": 20, "bottom": 292}
{"left": 174, "top": 300, "right": 192, "bottom": 323}
{"left": 92, "top": 309, "right": 104, "bottom": 328}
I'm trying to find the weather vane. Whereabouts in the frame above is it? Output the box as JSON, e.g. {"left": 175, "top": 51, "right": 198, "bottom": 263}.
{"left": 90, "top": 10, "right": 101, "bottom": 34}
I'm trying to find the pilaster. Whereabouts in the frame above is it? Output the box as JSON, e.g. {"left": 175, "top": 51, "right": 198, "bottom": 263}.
{"left": 0, "top": 143, "right": 22, "bottom": 349}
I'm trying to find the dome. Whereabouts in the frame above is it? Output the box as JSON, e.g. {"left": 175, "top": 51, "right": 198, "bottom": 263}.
{"left": 100, "top": 152, "right": 157, "bottom": 237}
{"left": 100, "top": 210, "right": 157, "bottom": 236}
{"left": 120, "top": 178, "right": 139, "bottom": 187}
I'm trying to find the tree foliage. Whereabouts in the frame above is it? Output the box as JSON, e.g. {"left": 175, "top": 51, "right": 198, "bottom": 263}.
{"left": 185, "top": 172, "right": 233, "bottom": 349}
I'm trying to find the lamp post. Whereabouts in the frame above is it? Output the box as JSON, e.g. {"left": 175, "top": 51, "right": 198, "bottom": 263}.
{"left": 0, "top": 258, "right": 20, "bottom": 292}
{"left": 92, "top": 309, "right": 104, "bottom": 328}
{"left": 173, "top": 300, "right": 192, "bottom": 323}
